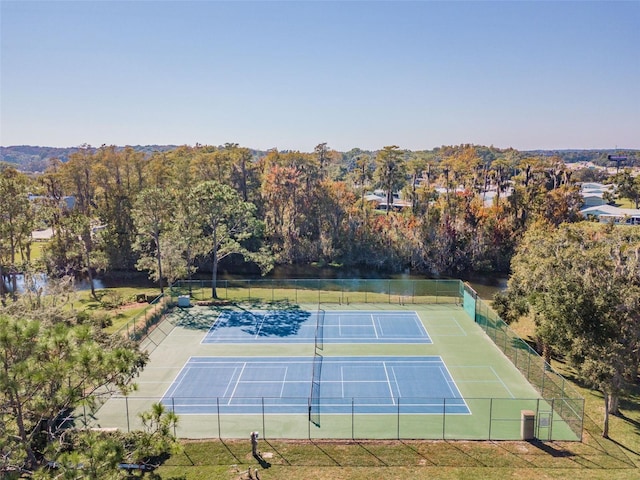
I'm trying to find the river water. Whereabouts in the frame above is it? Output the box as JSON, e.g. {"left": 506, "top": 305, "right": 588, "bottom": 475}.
{"left": 5, "top": 266, "right": 507, "bottom": 301}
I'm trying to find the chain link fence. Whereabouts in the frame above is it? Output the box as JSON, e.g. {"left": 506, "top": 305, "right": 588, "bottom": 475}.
{"left": 96, "top": 279, "right": 584, "bottom": 441}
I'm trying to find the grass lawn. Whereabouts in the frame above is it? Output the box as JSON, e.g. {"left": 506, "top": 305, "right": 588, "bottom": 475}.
{"left": 156, "top": 431, "right": 639, "bottom": 480}
{"left": 73, "top": 286, "right": 163, "bottom": 334}
{"left": 14, "top": 240, "right": 46, "bottom": 263}
{"left": 615, "top": 198, "right": 638, "bottom": 209}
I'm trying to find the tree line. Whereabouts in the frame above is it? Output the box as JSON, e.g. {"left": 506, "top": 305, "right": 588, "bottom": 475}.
{"left": 1, "top": 142, "right": 595, "bottom": 298}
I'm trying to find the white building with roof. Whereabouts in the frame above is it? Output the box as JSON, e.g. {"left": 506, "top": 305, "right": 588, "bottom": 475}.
{"left": 579, "top": 182, "right": 614, "bottom": 208}
{"left": 581, "top": 205, "right": 640, "bottom": 225}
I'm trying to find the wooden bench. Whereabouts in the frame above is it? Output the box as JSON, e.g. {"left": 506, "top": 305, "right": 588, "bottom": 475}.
{"left": 118, "top": 462, "right": 153, "bottom": 472}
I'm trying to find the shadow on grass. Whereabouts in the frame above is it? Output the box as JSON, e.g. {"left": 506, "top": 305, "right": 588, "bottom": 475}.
{"left": 252, "top": 452, "right": 271, "bottom": 469}
{"left": 309, "top": 441, "right": 341, "bottom": 466}
{"left": 158, "top": 436, "right": 640, "bottom": 475}
{"left": 399, "top": 441, "right": 436, "bottom": 466}
{"left": 357, "top": 442, "right": 388, "bottom": 466}
{"left": 219, "top": 440, "right": 243, "bottom": 463}
{"left": 528, "top": 439, "right": 574, "bottom": 457}
{"left": 262, "top": 440, "right": 290, "bottom": 466}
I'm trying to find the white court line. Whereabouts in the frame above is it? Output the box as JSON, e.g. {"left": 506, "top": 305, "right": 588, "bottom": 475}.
{"left": 320, "top": 380, "right": 390, "bottom": 384}
{"left": 439, "top": 366, "right": 458, "bottom": 397}
{"left": 222, "top": 366, "right": 241, "bottom": 398}
{"left": 341, "top": 366, "right": 345, "bottom": 398}
{"left": 490, "top": 366, "right": 515, "bottom": 398}
{"left": 371, "top": 314, "right": 379, "bottom": 339}
{"left": 163, "top": 366, "right": 190, "bottom": 398}
{"left": 450, "top": 316, "right": 467, "bottom": 335}
{"left": 254, "top": 313, "right": 267, "bottom": 338}
{"left": 390, "top": 367, "right": 402, "bottom": 398}
{"left": 376, "top": 316, "right": 385, "bottom": 336}
{"left": 280, "top": 366, "right": 289, "bottom": 398}
{"left": 382, "top": 362, "right": 395, "bottom": 405}
{"left": 201, "top": 312, "right": 226, "bottom": 343}
{"left": 412, "top": 314, "right": 430, "bottom": 339}
{"left": 227, "top": 362, "right": 247, "bottom": 405}
{"left": 160, "top": 358, "right": 195, "bottom": 398}
{"left": 438, "top": 361, "right": 472, "bottom": 414}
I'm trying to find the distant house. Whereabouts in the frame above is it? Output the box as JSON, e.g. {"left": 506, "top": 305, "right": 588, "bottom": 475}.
{"left": 364, "top": 191, "right": 411, "bottom": 211}
{"left": 28, "top": 194, "right": 76, "bottom": 210}
{"left": 581, "top": 194, "right": 607, "bottom": 208}
{"left": 581, "top": 205, "right": 640, "bottom": 225}
{"left": 579, "top": 182, "right": 613, "bottom": 208}
{"left": 580, "top": 182, "right": 611, "bottom": 191}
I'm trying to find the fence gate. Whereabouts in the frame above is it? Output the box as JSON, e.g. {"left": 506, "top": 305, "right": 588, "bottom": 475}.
{"left": 536, "top": 410, "right": 553, "bottom": 441}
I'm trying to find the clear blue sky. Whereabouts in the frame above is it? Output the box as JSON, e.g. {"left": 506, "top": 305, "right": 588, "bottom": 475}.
{"left": 1, "top": 0, "right": 638, "bottom": 152}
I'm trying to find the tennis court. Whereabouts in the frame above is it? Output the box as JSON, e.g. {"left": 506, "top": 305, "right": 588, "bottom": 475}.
{"left": 92, "top": 280, "right": 584, "bottom": 440}
{"left": 202, "top": 309, "right": 431, "bottom": 344}
{"left": 160, "top": 355, "right": 467, "bottom": 415}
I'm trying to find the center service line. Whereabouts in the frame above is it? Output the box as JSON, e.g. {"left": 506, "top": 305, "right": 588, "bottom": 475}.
{"left": 382, "top": 362, "right": 396, "bottom": 405}
{"left": 227, "top": 362, "right": 247, "bottom": 405}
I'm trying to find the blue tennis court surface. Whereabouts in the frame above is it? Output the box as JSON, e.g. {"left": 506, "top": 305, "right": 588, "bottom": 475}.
{"left": 161, "top": 356, "right": 469, "bottom": 415}
{"left": 202, "top": 310, "right": 431, "bottom": 344}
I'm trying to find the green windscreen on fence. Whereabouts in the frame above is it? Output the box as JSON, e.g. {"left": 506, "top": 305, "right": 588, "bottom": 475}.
{"left": 462, "top": 283, "right": 477, "bottom": 321}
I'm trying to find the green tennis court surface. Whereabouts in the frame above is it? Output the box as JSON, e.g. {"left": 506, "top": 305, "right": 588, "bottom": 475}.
{"left": 92, "top": 301, "right": 582, "bottom": 441}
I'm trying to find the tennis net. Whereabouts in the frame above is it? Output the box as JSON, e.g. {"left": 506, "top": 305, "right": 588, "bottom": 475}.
{"left": 315, "top": 307, "right": 325, "bottom": 351}
{"left": 309, "top": 352, "right": 323, "bottom": 426}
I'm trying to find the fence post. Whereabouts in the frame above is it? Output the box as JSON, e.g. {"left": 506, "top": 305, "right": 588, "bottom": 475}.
{"left": 397, "top": 398, "right": 400, "bottom": 439}
{"left": 488, "top": 398, "right": 493, "bottom": 440}
{"left": 262, "top": 397, "right": 266, "bottom": 439}
{"left": 551, "top": 398, "right": 557, "bottom": 440}
{"left": 442, "top": 398, "right": 446, "bottom": 439}
{"left": 536, "top": 398, "right": 540, "bottom": 438}
{"left": 172, "top": 397, "right": 177, "bottom": 437}
{"left": 125, "top": 396, "right": 130, "bottom": 433}
{"left": 217, "top": 397, "right": 221, "bottom": 439}
{"left": 308, "top": 397, "right": 311, "bottom": 440}
{"left": 351, "top": 398, "right": 355, "bottom": 440}
{"left": 503, "top": 325, "right": 508, "bottom": 352}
